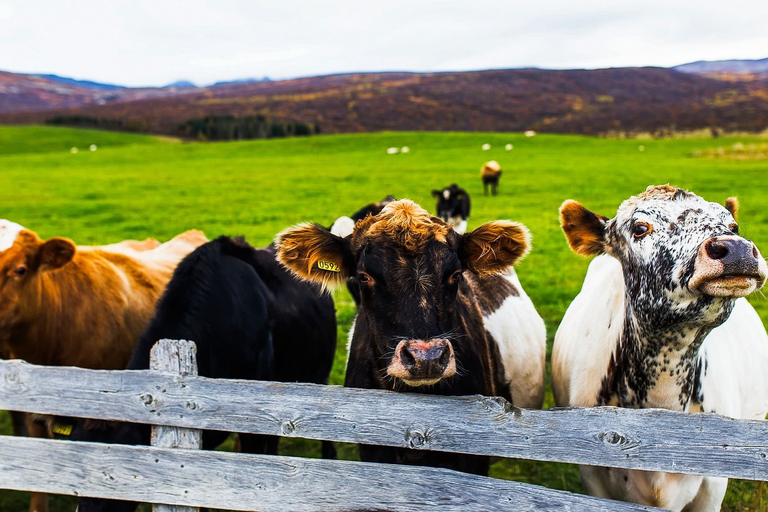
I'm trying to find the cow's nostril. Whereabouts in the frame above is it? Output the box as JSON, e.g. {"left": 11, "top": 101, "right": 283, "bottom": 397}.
{"left": 401, "top": 347, "right": 417, "bottom": 369}
{"left": 706, "top": 240, "right": 729, "bottom": 260}
{"left": 437, "top": 346, "right": 451, "bottom": 367}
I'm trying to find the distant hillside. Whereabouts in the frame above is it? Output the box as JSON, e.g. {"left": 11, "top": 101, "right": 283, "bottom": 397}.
{"left": 674, "top": 58, "right": 768, "bottom": 75}
{"left": 33, "top": 74, "right": 126, "bottom": 90}
{"left": 1, "top": 67, "right": 768, "bottom": 136}
{"left": 0, "top": 71, "right": 197, "bottom": 113}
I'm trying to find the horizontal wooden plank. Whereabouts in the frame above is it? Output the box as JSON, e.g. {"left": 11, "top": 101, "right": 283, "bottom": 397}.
{"left": 0, "top": 435, "right": 659, "bottom": 512}
{"left": 1, "top": 359, "right": 767, "bottom": 480}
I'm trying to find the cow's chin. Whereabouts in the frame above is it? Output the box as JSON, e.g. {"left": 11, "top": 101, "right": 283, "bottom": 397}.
{"left": 399, "top": 377, "right": 443, "bottom": 387}
{"left": 698, "top": 275, "right": 762, "bottom": 298}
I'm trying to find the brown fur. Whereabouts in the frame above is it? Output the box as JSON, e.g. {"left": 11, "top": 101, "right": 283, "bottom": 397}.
{"left": 0, "top": 229, "right": 206, "bottom": 368}
{"left": 360, "top": 200, "right": 449, "bottom": 253}
{"left": 460, "top": 221, "right": 530, "bottom": 275}
{"left": 725, "top": 197, "right": 739, "bottom": 221}
{"left": 480, "top": 160, "right": 502, "bottom": 178}
{"left": 275, "top": 222, "right": 351, "bottom": 290}
{"left": 560, "top": 200, "right": 609, "bottom": 256}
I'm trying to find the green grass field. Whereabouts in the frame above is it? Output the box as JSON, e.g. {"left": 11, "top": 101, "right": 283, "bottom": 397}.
{"left": 1, "top": 125, "right": 767, "bottom": 511}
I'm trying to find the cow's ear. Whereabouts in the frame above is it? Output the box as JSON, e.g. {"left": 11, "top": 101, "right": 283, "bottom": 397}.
{"left": 276, "top": 223, "right": 353, "bottom": 290}
{"left": 431, "top": 190, "right": 441, "bottom": 198}
{"left": 560, "top": 200, "right": 609, "bottom": 256}
{"left": 38, "top": 237, "right": 75, "bottom": 271}
{"left": 725, "top": 197, "right": 739, "bottom": 221}
{"left": 459, "top": 221, "right": 530, "bottom": 275}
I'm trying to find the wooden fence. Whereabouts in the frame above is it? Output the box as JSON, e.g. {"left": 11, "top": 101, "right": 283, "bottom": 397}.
{"left": 1, "top": 339, "right": 767, "bottom": 511}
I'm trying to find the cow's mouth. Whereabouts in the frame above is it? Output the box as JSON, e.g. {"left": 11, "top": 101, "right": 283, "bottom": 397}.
{"left": 697, "top": 273, "right": 764, "bottom": 297}
{"left": 400, "top": 377, "right": 443, "bottom": 387}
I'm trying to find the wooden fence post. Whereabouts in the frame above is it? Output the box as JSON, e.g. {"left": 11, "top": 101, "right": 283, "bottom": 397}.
{"left": 150, "top": 339, "right": 203, "bottom": 512}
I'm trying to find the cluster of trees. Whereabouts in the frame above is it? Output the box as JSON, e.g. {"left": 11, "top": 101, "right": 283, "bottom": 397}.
{"left": 45, "top": 115, "right": 147, "bottom": 132}
{"left": 177, "top": 115, "right": 320, "bottom": 141}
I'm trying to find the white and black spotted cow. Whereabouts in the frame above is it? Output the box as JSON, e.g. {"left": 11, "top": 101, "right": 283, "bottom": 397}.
{"left": 552, "top": 185, "right": 768, "bottom": 511}
{"left": 432, "top": 184, "right": 471, "bottom": 234}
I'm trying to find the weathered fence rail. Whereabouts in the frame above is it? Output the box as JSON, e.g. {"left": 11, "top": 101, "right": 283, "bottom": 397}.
{"left": 0, "top": 339, "right": 766, "bottom": 510}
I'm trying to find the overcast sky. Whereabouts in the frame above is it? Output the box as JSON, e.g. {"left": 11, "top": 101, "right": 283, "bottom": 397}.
{"left": 1, "top": 0, "right": 767, "bottom": 87}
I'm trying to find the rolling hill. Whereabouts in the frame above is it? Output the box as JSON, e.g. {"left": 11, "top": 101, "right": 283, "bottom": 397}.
{"left": 1, "top": 64, "right": 767, "bottom": 136}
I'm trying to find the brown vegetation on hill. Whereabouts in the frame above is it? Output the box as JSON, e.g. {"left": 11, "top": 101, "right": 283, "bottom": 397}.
{"left": 1, "top": 67, "right": 768, "bottom": 136}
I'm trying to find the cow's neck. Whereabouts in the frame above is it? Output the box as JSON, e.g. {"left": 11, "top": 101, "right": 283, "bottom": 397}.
{"left": 602, "top": 301, "right": 730, "bottom": 410}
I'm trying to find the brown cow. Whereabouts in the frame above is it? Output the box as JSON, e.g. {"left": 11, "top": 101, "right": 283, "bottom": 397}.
{"left": 0, "top": 219, "right": 206, "bottom": 512}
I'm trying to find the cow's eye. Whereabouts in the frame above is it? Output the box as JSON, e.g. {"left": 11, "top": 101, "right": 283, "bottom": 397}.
{"left": 729, "top": 223, "right": 739, "bottom": 235}
{"left": 632, "top": 222, "right": 652, "bottom": 239}
{"left": 449, "top": 269, "right": 463, "bottom": 284}
{"left": 358, "top": 272, "right": 375, "bottom": 286}
{"left": 14, "top": 266, "right": 27, "bottom": 277}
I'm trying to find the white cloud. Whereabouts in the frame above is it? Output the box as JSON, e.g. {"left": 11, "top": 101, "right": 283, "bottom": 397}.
{"left": 1, "top": 0, "right": 766, "bottom": 86}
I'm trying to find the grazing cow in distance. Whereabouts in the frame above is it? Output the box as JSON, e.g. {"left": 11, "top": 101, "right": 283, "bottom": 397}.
{"left": 277, "top": 200, "right": 546, "bottom": 475}
{"left": 552, "top": 185, "right": 768, "bottom": 511}
{"left": 0, "top": 220, "right": 206, "bottom": 512}
{"left": 432, "top": 184, "right": 471, "bottom": 234}
{"left": 75, "top": 236, "right": 337, "bottom": 512}
{"left": 481, "top": 160, "right": 502, "bottom": 196}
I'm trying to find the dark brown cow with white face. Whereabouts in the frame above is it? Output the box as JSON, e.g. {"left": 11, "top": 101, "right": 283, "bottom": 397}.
{"left": 277, "top": 200, "right": 546, "bottom": 475}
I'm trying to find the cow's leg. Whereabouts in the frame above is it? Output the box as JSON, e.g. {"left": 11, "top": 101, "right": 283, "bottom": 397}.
{"left": 10, "top": 410, "right": 27, "bottom": 437}
{"left": 25, "top": 415, "right": 50, "bottom": 512}
{"left": 483, "top": 181, "right": 489, "bottom": 196}
{"left": 492, "top": 180, "right": 498, "bottom": 196}
{"left": 321, "top": 440, "right": 337, "bottom": 459}
{"left": 239, "top": 433, "right": 279, "bottom": 455}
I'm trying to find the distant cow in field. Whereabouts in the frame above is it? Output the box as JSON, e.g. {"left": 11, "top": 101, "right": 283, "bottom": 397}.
{"left": 0, "top": 220, "right": 206, "bottom": 512}
{"left": 432, "top": 184, "right": 471, "bottom": 234}
{"left": 481, "top": 160, "right": 502, "bottom": 196}
{"left": 75, "top": 236, "right": 337, "bottom": 512}
{"left": 277, "top": 200, "right": 546, "bottom": 475}
{"left": 553, "top": 185, "right": 768, "bottom": 511}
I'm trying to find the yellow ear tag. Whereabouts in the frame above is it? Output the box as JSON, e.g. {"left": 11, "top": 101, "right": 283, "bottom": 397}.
{"left": 52, "top": 423, "right": 73, "bottom": 437}
{"left": 317, "top": 261, "right": 341, "bottom": 272}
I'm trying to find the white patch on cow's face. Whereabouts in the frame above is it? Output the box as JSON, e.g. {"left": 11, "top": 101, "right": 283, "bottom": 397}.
{"left": 604, "top": 189, "right": 765, "bottom": 327}
{"left": 0, "top": 220, "right": 25, "bottom": 252}
{"left": 442, "top": 190, "right": 450, "bottom": 200}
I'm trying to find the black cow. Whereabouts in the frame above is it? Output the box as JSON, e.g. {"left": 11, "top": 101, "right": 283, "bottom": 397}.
{"left": 431, "top": 184, "right": 470, "bottom": 234}
{"left": 74, "top": 236, "right": 337, "bottom": 512}
{"left": 277, "top": 200, "right": 544, "bottom": 476}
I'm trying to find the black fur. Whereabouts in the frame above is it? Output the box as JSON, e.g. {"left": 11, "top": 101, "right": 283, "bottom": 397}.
{"left": 74, "top": 236, "right": 337, "bottom": 512}
{"left": 432, "top": 184, "right": 471, "bottom": 225}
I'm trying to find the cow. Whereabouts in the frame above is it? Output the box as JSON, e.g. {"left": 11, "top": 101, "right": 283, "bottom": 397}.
{"left": 0, "top": 220, "right": 206, "bottom": 512}
{"left": 552, "top": 185, "right": 768, "bottom": 511}
{"left": 74, "top": 236, "right": 338, "bottom": 512}
{"left": 276, "top": 199, "right": 546, "bottom": 475}
{"left": 481, "top": 160, "right": 502, "bottom": 196}
{"left": 431, "top": 184, "right": 471, "bottom": 234}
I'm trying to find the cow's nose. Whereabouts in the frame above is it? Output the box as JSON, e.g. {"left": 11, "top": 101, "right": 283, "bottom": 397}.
{"left": 704, "top": 238, "right": 761, "bottom": 276}
{"left": 401, "top": 342, "right": 450, "bottom": 370}
{"left": 388, "top": 338, "right": 456, "bottom": 385}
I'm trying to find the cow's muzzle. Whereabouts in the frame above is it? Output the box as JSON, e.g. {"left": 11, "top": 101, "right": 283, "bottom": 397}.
{"left": 690, "top": 237, "right": 768, "bottom": 297}
{"left": 387, "top": 338, "right": 456, "bottom": 386}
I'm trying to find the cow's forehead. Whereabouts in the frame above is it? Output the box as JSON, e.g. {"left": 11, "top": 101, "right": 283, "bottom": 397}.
{"left": 614, "top": 185, "right": 729, "bottom": 225}
{"left": 0, "top": 220, "right": 25, "bottom": 252}
{"left": 353, "top": 199, "right": 451, "bottom": 253}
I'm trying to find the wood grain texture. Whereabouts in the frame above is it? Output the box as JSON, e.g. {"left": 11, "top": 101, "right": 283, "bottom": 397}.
{"left": 0, "top": 435, "right": 659, "bottom": 512}
{"left": 149, "top": 340, "right": 201, "bottom": 512}
{"left": 1, "top": 357, "right": 767, "bottom": 480}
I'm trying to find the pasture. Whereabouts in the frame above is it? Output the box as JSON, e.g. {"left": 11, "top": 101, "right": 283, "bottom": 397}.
{"left": 0, "top": 125, "right": 767, "bottom": 511}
